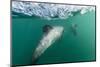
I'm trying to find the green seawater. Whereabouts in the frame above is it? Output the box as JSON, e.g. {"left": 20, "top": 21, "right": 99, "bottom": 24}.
{"left": 12, "top": 11, "right": 96, "bottom": 65}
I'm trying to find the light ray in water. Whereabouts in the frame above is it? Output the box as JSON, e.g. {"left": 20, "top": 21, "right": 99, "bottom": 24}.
{"left": 32, "top": 26, "right": 64, "bottom": 63}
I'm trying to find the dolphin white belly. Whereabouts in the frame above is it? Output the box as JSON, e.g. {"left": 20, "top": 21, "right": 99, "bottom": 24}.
{"left": 32, "top": 26, "right": 64, "bottom": 62}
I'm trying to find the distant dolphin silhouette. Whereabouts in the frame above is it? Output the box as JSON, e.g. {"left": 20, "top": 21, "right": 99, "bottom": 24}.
{"left": 71, "top": 23, "right": 78, "bottom": 36}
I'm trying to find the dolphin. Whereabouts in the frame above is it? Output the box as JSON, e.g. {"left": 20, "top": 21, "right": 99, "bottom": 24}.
{"left": 71, "top": 23, "right": 78, "bottom": 36}
{"left": 32, "top": 25, "right": 64, "bottom": 63}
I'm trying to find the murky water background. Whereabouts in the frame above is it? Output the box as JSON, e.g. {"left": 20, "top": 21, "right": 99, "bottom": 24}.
{"left": 12, "top": 11, "right": 95, "bottom": 65}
